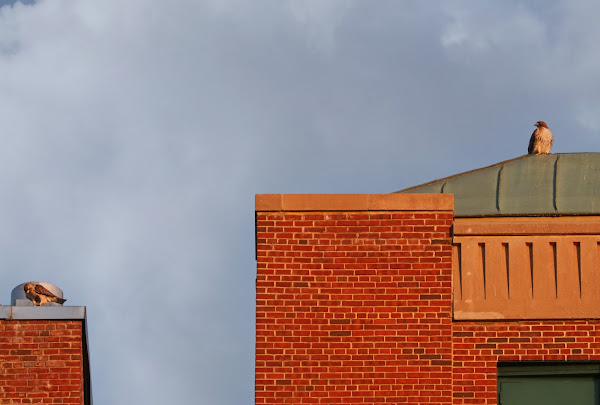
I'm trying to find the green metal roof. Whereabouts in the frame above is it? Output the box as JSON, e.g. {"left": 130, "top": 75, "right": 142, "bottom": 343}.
{"left": 397, "top": 153, "right": 600, "bottom": 217}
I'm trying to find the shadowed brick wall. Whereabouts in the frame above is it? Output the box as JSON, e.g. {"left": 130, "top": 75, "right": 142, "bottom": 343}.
{"left": 0, "top": 320, "right": 84, "bottom": 404}
{"left": 255, "top": 194, "right": 454, "bottom": 404}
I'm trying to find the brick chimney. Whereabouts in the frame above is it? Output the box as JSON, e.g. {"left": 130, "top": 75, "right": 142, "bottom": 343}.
{"left": 0, "top": 283, "right": 92, "bottom": 404}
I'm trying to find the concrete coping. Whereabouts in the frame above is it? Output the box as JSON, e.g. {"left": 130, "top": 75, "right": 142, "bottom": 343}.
{"left": 255, "top": 194, "right": 454, "bottom": 212}
{"left": 0, "top": 305, "right": 86, "bottom": 320}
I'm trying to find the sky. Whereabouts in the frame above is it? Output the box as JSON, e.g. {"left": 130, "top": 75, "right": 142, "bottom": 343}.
{"left": 0, "top": 0, "right": 599, "bottom": 404}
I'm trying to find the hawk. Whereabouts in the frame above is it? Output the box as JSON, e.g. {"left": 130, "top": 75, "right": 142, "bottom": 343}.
{"left": 528, "top": 121, "right": 553, "bottom": 155}
{"left": 24, "top": 283, "right": 66, "bottom": 306}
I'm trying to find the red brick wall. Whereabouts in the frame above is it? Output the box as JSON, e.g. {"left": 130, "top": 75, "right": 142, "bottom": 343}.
{"left": 255, "top": 194, "right": 454, "bottom": 404}
{"left": 255, "top": 195, "right": 600, "bottom": 404}
{"left": 452, "top": 321, "right": 600, "bottom": 404}
{"left": 0, "top": 320, "right": 84, "bottom": 404}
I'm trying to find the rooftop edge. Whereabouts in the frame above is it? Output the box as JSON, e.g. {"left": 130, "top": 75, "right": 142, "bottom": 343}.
{"left": 255, "top": 193, "right": 454, "bottom": 212}
{"left": 0, "top": 306, "right": 86, "bottom": 320}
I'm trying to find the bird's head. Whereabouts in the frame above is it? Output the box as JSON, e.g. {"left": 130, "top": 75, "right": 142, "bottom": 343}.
{"left": 535, "top": 121, "right": 548, "bottom": 128}
{"left": 23, "top": 283, "right": 33, "bottom": 293}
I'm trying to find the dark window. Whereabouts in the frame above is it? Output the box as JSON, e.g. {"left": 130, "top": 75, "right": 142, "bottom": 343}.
{"left": 498, "top": 362, "right": 600, "bottom": 405}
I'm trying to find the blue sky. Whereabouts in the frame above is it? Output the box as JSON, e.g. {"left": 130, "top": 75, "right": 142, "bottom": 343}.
{"left": 0, "top": 1, "right": 599, "bottom": 404}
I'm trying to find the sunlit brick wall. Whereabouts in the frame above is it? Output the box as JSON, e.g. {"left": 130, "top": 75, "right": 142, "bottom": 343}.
{"left": 452, "top": 321, "right": 600, "bottom": 404}
{"left": 0, "top": 320, "right": 84, "bottom": 404}
{"left": 255, "top": 194, "right": 454, "bottom": 404}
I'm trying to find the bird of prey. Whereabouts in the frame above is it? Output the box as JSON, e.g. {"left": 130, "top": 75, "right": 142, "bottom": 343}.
{"left": 528, "top": 121, "right": 553, "bottom": 155}
{"left": 24, "top": 283, "right": 66, "bottom": 306}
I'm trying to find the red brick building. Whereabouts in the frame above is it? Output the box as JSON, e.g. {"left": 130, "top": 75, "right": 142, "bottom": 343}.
{"left": 255, "top": 154, "right": 600, "bottom": 404}
{"left": 1, "top": 283, "right": 92, "bottom": 404}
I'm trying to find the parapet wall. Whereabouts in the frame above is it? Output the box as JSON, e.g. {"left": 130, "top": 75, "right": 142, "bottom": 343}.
{"left": 255, "top": 194, "right": 454, "bottom": 404}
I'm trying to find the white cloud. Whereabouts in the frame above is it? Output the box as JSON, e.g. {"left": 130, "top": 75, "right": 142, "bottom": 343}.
{"left": 286, "top": 0, "right": 356, "bottom": 53}
{"left": 440, "top": 3, "right": 546, "bottom": 53}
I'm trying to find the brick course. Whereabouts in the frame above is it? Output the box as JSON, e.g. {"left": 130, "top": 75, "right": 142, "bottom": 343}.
{"left": 0, "top": 320, "right": 84, "bottom": 404}
{"left": 256, "top": 195, "right": 454, "bottom": 404}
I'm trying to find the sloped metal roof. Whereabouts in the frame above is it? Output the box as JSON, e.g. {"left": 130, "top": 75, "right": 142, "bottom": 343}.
{"left": 397, "top": 153, "right": 600, "bottom": 217}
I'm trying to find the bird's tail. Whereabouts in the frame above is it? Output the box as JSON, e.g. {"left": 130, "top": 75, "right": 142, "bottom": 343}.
{"left": 56, "top": 298, "right": 66, "bottom": 304}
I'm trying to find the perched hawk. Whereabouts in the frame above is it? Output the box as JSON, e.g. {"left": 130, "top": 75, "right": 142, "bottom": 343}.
{"left": 24, "top": 283, "right": 66, "bottom": 306}
{"left": 528, "top": 121, "right": 553, "bottom": 155}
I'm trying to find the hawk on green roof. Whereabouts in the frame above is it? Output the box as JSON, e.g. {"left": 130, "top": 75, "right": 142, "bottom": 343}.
{"left": 528, "top": 121, "right": 553, "bottom": 155}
